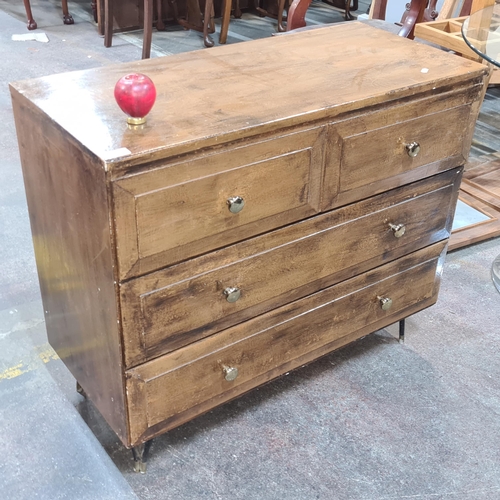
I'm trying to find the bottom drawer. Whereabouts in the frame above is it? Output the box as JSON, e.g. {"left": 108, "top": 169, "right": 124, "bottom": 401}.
{"left": 126, "top": 242, "right": 447, "bottom": 445}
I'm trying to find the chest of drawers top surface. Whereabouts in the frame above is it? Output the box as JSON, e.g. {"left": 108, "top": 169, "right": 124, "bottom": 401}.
{"left": 10, "top": 22, "right": 485, "bottom": 168}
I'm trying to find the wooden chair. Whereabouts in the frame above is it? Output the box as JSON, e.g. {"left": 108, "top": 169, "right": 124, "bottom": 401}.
{"left": 166, "top": 0, "right": 215, "bottom": 47}
{"left": 104, "top": 0, "right": 214, "bottom": 57}
{"left": 369, "top": 0, "right": 428, "bottom": 38}
{"left": 221, "top": 0, "right": 264, "bottom": 44}
{"left": 104, "top": 0, "right": 164, "bottom": 59}
{"left": 23, "top": 0, "right": 74, "bottom": 30}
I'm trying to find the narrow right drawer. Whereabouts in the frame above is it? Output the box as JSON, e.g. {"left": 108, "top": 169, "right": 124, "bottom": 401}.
{"left": 322, "top": 94, "right": 475, "bottom": 210}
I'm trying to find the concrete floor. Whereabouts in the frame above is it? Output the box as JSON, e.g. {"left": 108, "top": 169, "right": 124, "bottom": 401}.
{"left": 0, "top": 1, "right": 499, "bottom": 499}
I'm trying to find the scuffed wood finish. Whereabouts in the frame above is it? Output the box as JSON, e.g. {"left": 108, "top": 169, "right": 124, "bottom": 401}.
{"left": 121, "top": 169, "right": 462, "bottom": 367}
{"left": 10, "top": 92, "right": 128, "bottom": 445}
{"left": 126, "top": 242, "right": 447, "bottom": 444}
{"left": 9, "top": 23, "right": 487, "bottom": 172}
{"left": 11, "top": 24, "right": 486, "bottom": 451}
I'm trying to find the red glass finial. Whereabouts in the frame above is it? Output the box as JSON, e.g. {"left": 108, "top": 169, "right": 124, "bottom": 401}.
{"left": 114, "top": 73, "right": 156, "bottom": 125}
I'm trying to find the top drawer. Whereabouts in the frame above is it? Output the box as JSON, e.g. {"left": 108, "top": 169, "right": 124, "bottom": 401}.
{"left": 322, "top": 95, "right": 473, "bottom": 210}
{"left": 113, "top": 127, "right": 326, "bottom": 280}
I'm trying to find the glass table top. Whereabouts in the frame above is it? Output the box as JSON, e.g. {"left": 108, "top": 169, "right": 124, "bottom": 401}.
{"left": 462, "top": 1, "right": 500, "bottom": 68}
{"left": 462, "top": 2, "right": 500, "bottom": 293}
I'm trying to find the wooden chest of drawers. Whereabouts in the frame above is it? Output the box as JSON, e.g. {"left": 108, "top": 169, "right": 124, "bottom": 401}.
{"left": 10, "top": 23, "right": 488, "bottom": 460}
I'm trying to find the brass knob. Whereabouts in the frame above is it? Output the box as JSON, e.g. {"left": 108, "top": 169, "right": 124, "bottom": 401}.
{"left": 389, "top": 223, "right": 406, "bottom": 238}
{"left": 222, "top": 365, "right": 238, "bottom": 381}
{"left": 377, "top": 296, "right": 393, "bottom": 311}
{"left": 405, "top": 142, "right": 420, "bottom": 158}
{"left": 227, "top": 196, "right": 245, "bottom": 214}
{"left": 223, "top": 287, "right": 241, "bottom": 303}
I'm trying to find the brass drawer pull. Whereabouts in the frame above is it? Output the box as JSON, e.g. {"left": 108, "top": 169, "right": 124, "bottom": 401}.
{"left": 223, "top": 287, "right": 241, "bottom": 303}
{"left": 227, "top": 196, "right": 245, "bottom": 214}
{"left": 388, "top": 223, "right": 406, "bottom": 238}
{"left": 377, "top": 296, "right": 393, "bottom": 311}
{"left": 405, "top": 142, "right": 420, "bottom": 158}
{"left": 222, "top": 365, "right": 238, "bottom": 381}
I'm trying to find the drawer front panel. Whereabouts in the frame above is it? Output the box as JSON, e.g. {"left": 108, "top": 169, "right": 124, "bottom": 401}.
{"left": 322, "top": 93, "right": 474, "bottom": 211}
{"left": 121, "top": 168, "right": 462, "bottom": 367}
{"left": 340, "top": 106, "right": 468, "bottom": 191}
{"left": 126, "top": 243, "right": 446, "bottom": 444}
{"left": 113, "top": 127, "right": 325, "bottom": 279}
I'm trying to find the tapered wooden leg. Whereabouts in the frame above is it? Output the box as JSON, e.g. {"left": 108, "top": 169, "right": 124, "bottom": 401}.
{"left": 91, "top": 0, "right": 98, "bottom": 23}
{"left": 156, "top": 0, "right": 165, "bottom": 30}
{"left": 203, "top": 0, "right": 214, "bottom": 47}
{"left": 234, "top": 0, "right": 242, "bottom": 18}
{"left": 142, "top": 0, "right": 154, "bottom": 58}
{"left": 132, "top": 440, "right": 153, "bottom": 473}
{"left": 344, "top": 0, "right": 354, "bottom": 20}
{"left": 277, "top": 0, "right": 287, "bottom": 31}
{"left": 104, "top": 0, "right": 113, "bottom": 47}
{"left": 61, "top": 0, "right": 74, "bottom": 24}
{"left": 219, "top": 0, "right": 232, "bottom": 43}
{"left": 23, "top": 0, "right": 37, "bottom": 30}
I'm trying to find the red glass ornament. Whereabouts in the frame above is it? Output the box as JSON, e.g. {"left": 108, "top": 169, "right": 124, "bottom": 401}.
{"left": 114, "top": 73, "right": 157, "bottom": 125}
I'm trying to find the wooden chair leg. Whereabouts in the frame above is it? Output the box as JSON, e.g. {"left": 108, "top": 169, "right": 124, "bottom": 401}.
{"left": 142, "top": 0, "right": 154, "bottom": 59}
{"left": 23, "top": 0, "right": 37, "bottom": 30}
{"left": 234, "top": 0, "right": 242, "bottom": 17}
{"left": 203, "top": 0, "right": 215, "bottom": 47}
{"left": 91, "top": 0, "right": 98, "bottom": 23}
{"left": 104, "top": 0, "right": 113, "bottom": 47}
{"left": 219, "top": 0, "right": 232, "bottom": 43}
{"left": 277, "top": 0, "right": 287, "bottom": 31}
{"left": 156, "top": 0, "right": 165, "bottom": 30}
{"left": 61, "top": 0, "right": 74, "bottom": 24}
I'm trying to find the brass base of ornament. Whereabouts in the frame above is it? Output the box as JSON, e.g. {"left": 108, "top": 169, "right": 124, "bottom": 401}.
{"left": 127, "top": 116, "right": 147, "bottom": 125}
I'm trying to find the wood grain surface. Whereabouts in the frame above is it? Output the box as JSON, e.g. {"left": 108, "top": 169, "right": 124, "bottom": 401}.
{"left": 120, "top": 168, "right": 462, "bottom": 367}
{"left": 9, "top": 23, "right": 487, "bottom": 170}
{"left": 126, "top": 242, "right": 447, "bottom": 445}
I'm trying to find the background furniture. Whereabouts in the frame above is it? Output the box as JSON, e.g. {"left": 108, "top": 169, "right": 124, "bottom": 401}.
{"left": 101, "top": 0, "right": 215, "bottom": 48}
{"left": 369, "top": 0, "right": 427, "bottom": 37}
{"left": 461, "top": 0, "right": 500, "bottom": 290}
{"left": 414, "top": 0, "right": 500, "bottom": 255}
{"left": 415, "top": 0, "right": 497, "bottom": 77}
{"left": 23, "top": 0, "right": 73, "bottom": 29}
{"left": 104, "top": 0, "right": 163, "bottom": 58}
{"left": 285, "top": 0, "right": 427, "bottom": 35}
{"left": 11, "top": 22, "right": 487, "bottom": 470}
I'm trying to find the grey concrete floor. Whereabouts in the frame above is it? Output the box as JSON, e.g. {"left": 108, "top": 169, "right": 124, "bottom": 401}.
{"left": 0, "top": 1, "right": 499, "bottom": 499}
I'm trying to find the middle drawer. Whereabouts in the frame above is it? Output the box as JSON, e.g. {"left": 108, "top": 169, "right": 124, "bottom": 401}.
{"left": 120, "top": 168, "right": 461, "bottom": 367}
